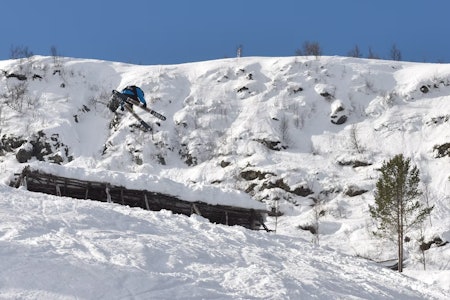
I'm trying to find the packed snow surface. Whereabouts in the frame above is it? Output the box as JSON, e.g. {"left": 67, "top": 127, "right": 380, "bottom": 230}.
{"left": 0, "top": 55, "right": 449, "bottom": 298}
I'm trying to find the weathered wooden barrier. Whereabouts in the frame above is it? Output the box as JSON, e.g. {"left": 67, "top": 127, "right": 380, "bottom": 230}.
{"left": 11, "top": 166, "right": 269, "bottom": 231}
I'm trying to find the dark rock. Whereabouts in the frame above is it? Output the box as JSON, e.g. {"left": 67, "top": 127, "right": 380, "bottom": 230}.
{"left": 298, "top": 224, "right": 317, "bottom": 235}
{"left": 6, "top": 73, "right": 27, "bottom": 81}
{"left": 338, "top": 160, "right": 372, "bottom": 168}
{"left": 244, "top": 183, "right": 258, "bottom": 194}
{"left": 1, "top": 135, "right": 26, "bottom": 152}
{"left": 240, "top": 170, "right": 275, "bottom": 181}
{"left": 331, "top": 115, "right": 348, "bottom": 125}
{"left": 320, "top": 92, "right": 333, "bottom": 100}
{"left": 344, "top": 185, "right": 368, "bottom": 197}
{"left": 157, "top": 154, "right": 166, "bottom": 165}
{"left": 48, "top": 154, "right": 64, "bottom": 165}
{"left": 256, "top": 139, "right": 282, "bottom": 151}
{"left": 220, "top": 160, "right": 231, "bottom": 168}
{"left": 16, "top": 147, "right": 33, "bottom": 163}
{"left": 30, "top": 139, "right": 52, "bottom": 161}
{"left": 237, "top": 86, "right": 249, "bottom": 93}
{"left": 433, "top": 143, "right": 450, "bottom": 158}
{"left": 291, "top": 186, "right": 314, "bottom": 197}
{"left": 420, "top": 236, "right": 449, "bottom": 251}
{"left": 81, "top": 105, "right": 90, "bottom": 112}
{"left": 179, "top": 145, "right": 197, "bottom": 166}
{"left": 13, "top": 131, "right": 71, "bottom": 164}
{"left": 262, "top": 179, "right": 291, "bottom": 192}
{"left": 426, "top": 115, "right": 449, "bottom": 126}
{"left": 420, "top": 85, "right": 429, "bottom": 93}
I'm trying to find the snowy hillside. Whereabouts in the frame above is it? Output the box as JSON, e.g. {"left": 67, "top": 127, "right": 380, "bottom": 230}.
{"left": 0, "top": 55, "right": 449, "bottom": 297}
{"left": 1, "top": 186, "right": 447, "bottom": 299}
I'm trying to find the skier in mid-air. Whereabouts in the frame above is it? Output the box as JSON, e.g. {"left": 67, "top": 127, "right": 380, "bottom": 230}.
{"left": 114, "top": 85, "right": 147, "bottom": 111}
{"left": 108, "top": 85, "right": 166, "bottom": 130}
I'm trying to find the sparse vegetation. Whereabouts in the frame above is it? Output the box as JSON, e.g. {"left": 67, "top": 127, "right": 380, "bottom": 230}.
{"left": 2, "top": 81, "right": 29, "bottom": 112}
{"left": 348, "top": 45, "right": 362, "bottom": 58}
{"left": 236, "top": 44, "right": 243, "bottom": 58}
{"left": 9, "top": 45, "right": 33, "bottom": 59}
{"left": 367, "top": 47, "right": 380, "bottom": 59}
{"left": 349, "top": 124, "right": 364, "bottom": 153}
{"left": 390, "top": 44, "right": 402, "bottom": 61}
{"left": 296, "top": 41, "right": 322, "bottom": 58}
{"left": 311, "top": 196, "right": 325, "bottom": 245}
{"left": 50, "top": 45, "right": 63, "bottom": 68}
{"left": 279, "top": 114, "right": 291, "bottom": 147}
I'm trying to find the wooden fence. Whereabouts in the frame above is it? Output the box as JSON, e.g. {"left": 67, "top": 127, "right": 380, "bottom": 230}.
{"left": 11, "top": 166, "right": 269, "bottom": 231}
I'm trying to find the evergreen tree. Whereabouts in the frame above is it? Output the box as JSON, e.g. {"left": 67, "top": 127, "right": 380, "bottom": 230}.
{"left": 369, "top": 154, "right": 433, "bottom": 272}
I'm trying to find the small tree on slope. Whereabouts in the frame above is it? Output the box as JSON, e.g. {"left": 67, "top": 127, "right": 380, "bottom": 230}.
{"left": 369, "top": 154, "right": 433, "bottom": 272}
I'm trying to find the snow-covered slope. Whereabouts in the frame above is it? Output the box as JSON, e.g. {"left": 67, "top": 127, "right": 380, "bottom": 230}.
{"left": 0, "top": 186, "right": 447, "bottom": 299}
{"left": 0, "top": 55, "right": 449, "bottom": 296}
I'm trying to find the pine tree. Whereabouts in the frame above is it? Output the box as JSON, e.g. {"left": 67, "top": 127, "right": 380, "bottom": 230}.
{"left": 369, "top": 154, "right": 433, "bottom": 272}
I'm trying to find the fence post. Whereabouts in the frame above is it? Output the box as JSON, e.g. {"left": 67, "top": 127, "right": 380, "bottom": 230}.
{"left": 105, "top": 185, "right": 112, "bottom": 203}
{"left": 144, "top": 193, "right": 150, "bottom": 210}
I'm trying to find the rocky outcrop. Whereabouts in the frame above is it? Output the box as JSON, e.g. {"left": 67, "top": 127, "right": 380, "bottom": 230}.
{"left": 337, "top": 159, "right": 372, "bottom": 168}
{"left": 240, "top": 169, "right": 313, "bottom": 198}
{"left": 15, "top": 131, "right": 72, "bottom": 164}
{"left": 0, "top": 134, "right": 26, "bottom": 155}
{"left": 344, "top": 185, "right": 368, "bottom": 197}
{"left": 420, "top": 236, "right": 449, "bottom": 251}
{"left": 433, "top": 143, "right": 450, "bottom": 158}
{"left": 330, "top": 100, "right": 347, "bottom": 125}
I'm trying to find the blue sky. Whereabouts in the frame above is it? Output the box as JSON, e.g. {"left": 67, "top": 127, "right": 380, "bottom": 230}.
{"left": 2, "top": 0, "right": 450, "bottom": 65}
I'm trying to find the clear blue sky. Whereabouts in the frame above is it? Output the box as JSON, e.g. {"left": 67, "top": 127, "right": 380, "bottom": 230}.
{"left": 2, "top": 0, "right": 450, "bottom": 64}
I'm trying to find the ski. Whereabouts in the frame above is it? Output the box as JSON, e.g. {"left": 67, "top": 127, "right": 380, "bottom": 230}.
{"left": 123, "top": 103, "right": 152, "bottom": 131}
{"left": 112, "top": 90, "right": 166, "bottom": 121}
{"left": 124, "top": 97, "right": 167, "bottom": 121}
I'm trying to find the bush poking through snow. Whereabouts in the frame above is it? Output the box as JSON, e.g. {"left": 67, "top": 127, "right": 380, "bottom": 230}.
{"left": 349, "top": 124, "right": 364, "bottom": 153}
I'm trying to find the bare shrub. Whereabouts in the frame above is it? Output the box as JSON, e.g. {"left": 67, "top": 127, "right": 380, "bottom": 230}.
{"left": 349, "top": 124, "right": 364, "bottom": 153}
{"left": 364, "top": 77, "right": 375, "bottom": 93}
{"left": 290, "top": 102, "right": 304, "bottom": 129}
{"left": 2, "top": 81, "right": 29, "bottom": 112}
{"left": 279, "top": 114, "right": 291, "bottom": 146}
{"left": 236, "top": 44, "right": 243, "bottom": 58}
{"left": 348, "top": 44, "right": 362, "bottom": 58}
{"left": 390, "top": 44, "right": 402, "bottom": 61}
{"left": 311, "top": 197, "right": 325, "bottom": 246}
{"left": 10, "top": 45, "right": 33, "bottom": 59}
{"left": 367, "top": 47, "right": 380, "bottom": 59}
{"left": 50, "top": 45, "right": 63, "bottom": 68}
{"left": 296, "top": 41, "right": 322, "bottom": 58}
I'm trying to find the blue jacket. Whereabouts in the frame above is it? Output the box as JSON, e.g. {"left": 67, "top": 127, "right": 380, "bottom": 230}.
{"left": 121, "top": 86, "right": 147, "bottom": 105}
